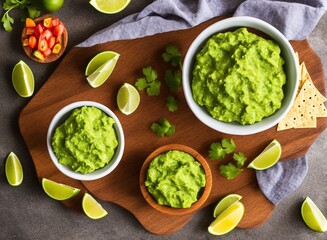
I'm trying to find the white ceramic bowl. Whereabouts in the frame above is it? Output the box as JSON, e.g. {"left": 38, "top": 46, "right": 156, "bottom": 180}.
{"left": 183, "top": 16, "right": 299, "bottom": 135}
{"left": 47, "top": 101, "right": 125, "bottom": 181}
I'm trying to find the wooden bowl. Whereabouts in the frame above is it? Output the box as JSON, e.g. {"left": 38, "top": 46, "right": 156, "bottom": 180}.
{"left": 139, "top": 144, "right": 212, "bottom": 215}
{"left": 21, "top": 14, "right": 68, "bottom": 63}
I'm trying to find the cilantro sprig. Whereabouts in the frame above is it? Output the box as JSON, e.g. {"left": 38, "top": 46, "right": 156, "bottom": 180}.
{"left": 166, "top": 95, "right": 178, "bottom": 112}
{"left": 164, "top": 69, "right": 182, "bottom": 92}
{"left": 1, "top": 0, "right": 40, "bottom": 32}
{"left": 151, "top": 118, "right": 175, "bottom": 137}
{"left": 162, "top": 44, "right": 182, "bottom": 69}
{"left": 209, "top": 138, "right": 236, "bottom": 160}
{"left": 135, "top": 66, "right": 161, "bottom": 96}
{"left": 219, "top": 163, "right": 243, "bottom": 180}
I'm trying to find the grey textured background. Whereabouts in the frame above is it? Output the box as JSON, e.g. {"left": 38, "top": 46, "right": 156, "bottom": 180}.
{"left": 0, "top": 1, "right": 326, "bottom": 239}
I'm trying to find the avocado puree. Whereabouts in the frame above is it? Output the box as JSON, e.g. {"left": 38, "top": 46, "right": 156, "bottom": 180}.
{"left": 192, "top": 27, "right": 286, "bottom": 125}
{"left": 52, "top": 106, "right": 118, "bottom": 174}
{"left": 145, "top": 150, "right": 206, "bottom": 208}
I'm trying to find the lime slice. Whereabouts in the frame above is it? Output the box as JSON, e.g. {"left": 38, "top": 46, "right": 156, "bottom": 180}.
{"left": 89, "top": 0, "right": 131, "bottom": 14}
{"left": 208, "top": 201, "right": 245, "bottom": 236}
{"left": 86, "top": 53, "right": 119, "bottom": 88}
{"left": 82, "top": 193, "right": 108, "bottom": 219}
{"left": 5, "top": 152, "right": 23, "bottom": 186}
{"left": 117, "top": 83, "right": 140, "bottom": 115}
{"left": 42, "top": 178, "right": 80, "bottom": 201}
{"left": 85, "top": 51, "right": 120, "bottom": 76}
{"left": 301, "top": 196, "right": 327, "bottom": 232}
{"left": 213, "top": 194, "right": 243, "bottom": 218}
{"left": 12, "top": 60, "right": 35, "bottom": 97}
{"left": 247, "top": 139, "right": 282, "bottom": 170}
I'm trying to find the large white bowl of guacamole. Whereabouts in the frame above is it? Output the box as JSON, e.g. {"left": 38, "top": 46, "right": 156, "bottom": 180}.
{"left": 47, "top": 101, "right": 125, "bottom": 181}
{"left": 183, "top": 16, "right": 299, "bottom": 135}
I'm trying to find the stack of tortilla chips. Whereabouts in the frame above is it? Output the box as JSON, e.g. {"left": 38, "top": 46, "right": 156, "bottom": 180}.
{"left": 277, "top": 62, "right": 327, "bottom": 130}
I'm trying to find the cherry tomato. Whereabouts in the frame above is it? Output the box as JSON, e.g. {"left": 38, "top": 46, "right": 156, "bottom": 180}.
{"left": 53, "top": 24, "right": 64, "bottom": 37}
{"left": 38, "top": 38, "right": 48, "bottom": 52}
{"left": 28, "top": 36, "right": 38, "bottom": 49}
{"left": 35, "top": 23, "right": 44, "bottom": 39}
{"left": 40, "top": 29, "right": 53, "bottom": 40}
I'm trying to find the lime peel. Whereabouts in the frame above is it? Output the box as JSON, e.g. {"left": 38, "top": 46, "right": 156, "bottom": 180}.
{"left": 42, "top": 178, "right": 80, "bottom": 201}
{"left": 82, "top": 193, "right": 108, "bottom": 220}
{"left": 247, "top": 139, "right": 282, "bottom": 170}
{"left": 5, "top": 152, "right": 23, "bottom": 186}
{"left": 301, "top": 196, "right": 327, "bottom": 232}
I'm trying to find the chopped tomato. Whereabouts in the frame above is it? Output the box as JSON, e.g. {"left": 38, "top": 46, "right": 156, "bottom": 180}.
{"left": 53, "top": 24, "right": 64, "bottom": 37}
{"left": 28, "top": 36, "right": 38, "bottom": 49}
{"left": 26, "top": 18, "right": 36, "bottom": 28}
{"left": 42, "top": 48, "right": 52, "bottom": 57}
{"left": 25, "top": 27, "right": 35, "bottom": 35}
{"left": 52, "top": 43, "right": 61, "bottom": 54}
{"left": 48, "top": 36, "right": 56, "bottom": 49}
{"left": 35, "top": 23, "right": 44, "bottom": 38}
{"left": 43, "top": 18, "right": 52, "bottom": 28}
{"left": 51, "top": 18, "right": 60, "bottom": 27}
{"left": 38, "top": 39, "right": 48, "bottom": 52}
{"left": 40, "top": 29, "right": 53, "bottom": 40}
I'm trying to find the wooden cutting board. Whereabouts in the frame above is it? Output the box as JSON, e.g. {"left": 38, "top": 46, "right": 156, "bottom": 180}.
{"left": 19, "top": 16, "right": 327, "bottom": 235}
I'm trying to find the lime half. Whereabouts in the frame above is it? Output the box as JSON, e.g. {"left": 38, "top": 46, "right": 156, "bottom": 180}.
{"left": 42, "top": 178, "right": 80, "bottom": 201}
{"left": 12, "top": 60, "right": 35, "bottom": 97}
{"left": 301, "top": 196, "right": 327, "bottom": 232}
{"left": 86, "top": 51, "right": 119, "bottom": 88}
{"left": 5, "top": 152, "right": 23, "bottom": 186}
{"left": 117, "top": 83, "right": 140, "bottom": 115}
{"left": 82, "top": 193, "right": 108, "bottom": 219}
{"left": 247, "top": 139, "right": 282, "bottom": 170}
{"left": 213, "top": 194, "right": 243, "bottom": 218}
{"left": 208, "top": 201, "right": 245, "bottom": 236}
{"left": 89, "top": 0, "right": 131, "bottom": 14}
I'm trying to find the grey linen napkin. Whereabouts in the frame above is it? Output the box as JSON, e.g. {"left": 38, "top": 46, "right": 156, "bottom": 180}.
{"left": 77, "top": 0, "right": 326, "bottom": 205}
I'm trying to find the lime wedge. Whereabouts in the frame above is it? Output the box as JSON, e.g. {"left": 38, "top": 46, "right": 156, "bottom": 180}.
{"left": 213, "top": 194, "right": 243, "bottom": 218}
{"left": 12, "top": 60, "right": 35, "bottom": 97}
{"left": 82, "top": 193, "right": 108, "bottom": 219}
{"left": 5, "top": 152, "right": 23, "bottom": 186}
{"left": 42, "top": 178, "right": 80, "bottom": 201}
{"left": 301, "top": 196, "right": 327, "bottom": 232}
{"left": 89, "top": 0, "right": 131, "bottom": 14}
{"left": 86, "top": 53, "right": 119, "bottom": 88}
{"left": 247, "top": 139, "right": 282, "bottom": 170}
{"left": 117, "top": 83, "right": 140, "bottom": 115}
{"left": 208, "top": 201, "right": 245, "bottom": 236}
{"left": 85, "top": 51, "right": 120, "bottom": 76}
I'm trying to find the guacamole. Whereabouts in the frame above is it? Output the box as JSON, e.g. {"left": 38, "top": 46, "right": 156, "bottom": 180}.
{"left": 145, "top": 150, "right": 206, "bottom": 208}
{"left": 192, "top": 27, "right": 286, "bottom": 125}
{"left": 52, "top": 106, "right": 118, "bottom": 174}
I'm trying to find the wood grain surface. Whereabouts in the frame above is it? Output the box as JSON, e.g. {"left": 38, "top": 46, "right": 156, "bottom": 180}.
{"left": 19, "top": 16, "right": 327, "bottom": 235}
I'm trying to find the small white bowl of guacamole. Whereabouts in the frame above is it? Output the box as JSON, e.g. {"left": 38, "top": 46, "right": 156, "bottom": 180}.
{"left": 47, "top": 101, "right": 125, "bottom": 181}
{"left": 183, "top": 16, "right": 299, "bottom": 135}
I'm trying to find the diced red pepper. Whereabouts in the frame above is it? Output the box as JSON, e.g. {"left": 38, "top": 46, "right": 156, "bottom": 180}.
{"left": 25, "top": 27, "right": 35, "bottom": 35}
{"left": 51, "top": 18, "right": 60, "bottom": 27}
{"left": 42, "top": 48, "right": 52, "bottom": 57}
{"left": 43, "top": 17, "right": 52, "bottom": 28}
{"left": 52, "top": 43, "right": 61, "bottom": 54}
{"left": 28, "top": 35, "right": 38, "bottom": 49}
{"left": 40, "top": 29, "right": 53, "bottom": 40}
{"left": 48, "top": 36, "right": 56, "bottom": 49}
{"left": 25, "top": 18, "right": 36, "bottom": 28}
{"left": 38, "top": 38, "right": 48, "bottom": 52}
{"left": 53, "top": 24, "right": 64, "bottom": 37}
{"left": 35, "top": 23, "right": 44, "bottom": 38}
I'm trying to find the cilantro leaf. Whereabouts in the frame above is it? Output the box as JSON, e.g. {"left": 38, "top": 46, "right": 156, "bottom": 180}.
{"left": 209, "top": 138, "right": 236, "bottom": 160}
{"left": 162, "top": 44, "right": 182, "bottom": 68}
{"left": 166, "top": 95, "right": 178, "bottom": 112}
{"left": 233, "top": 152, "right": 247, "bottom": 167}
{"left": 151, "top": 118, "right": 175, "bottom": 137}
{"left": 164, "top": 69, "right": 182, "bottom": 92}
{"left": 221, "top": 138, "right": 236, "bottom": 154}
{"left": 219, "top": 163, "right": 243, "bottom": 180}
{"left": 134, "top": 66, "right": 161, "bottom": 96}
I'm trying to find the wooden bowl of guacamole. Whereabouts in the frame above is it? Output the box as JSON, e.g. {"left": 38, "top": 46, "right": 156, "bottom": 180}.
{"left": 47, "top": 101, "right": 125, "bottom": 181}
{"left": 183, "top": 16, "right": 299, "bottom": 135}
{"left": 139, "top": 144, "right": 212, "bottom": 215}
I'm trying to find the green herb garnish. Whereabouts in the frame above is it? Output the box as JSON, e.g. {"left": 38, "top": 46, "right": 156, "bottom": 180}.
{"left": 209, "top": 138, "right": 236, "bottom": 160}
{"left": 151, "top": 118, "right": 175, "bottom": 137}
{"left": 164, "top": 69, "right": 182, "bottom": 92}
{"left": 1, "top": 0, "right": 40, "bottom": 32}
{"left": 162, "top": 44, "right": 182, "bottom": 68}
{"left": 233, "top": 152, "right": 247, "bottom": 167}
{"left": 135, "top": 66, "right": 161, "bottom": 96}
{"left": 166, "top": 95, "right": 178, "bottom": 112}
{"left": 219, "top": 163, "right": 243, "bottom": 180}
